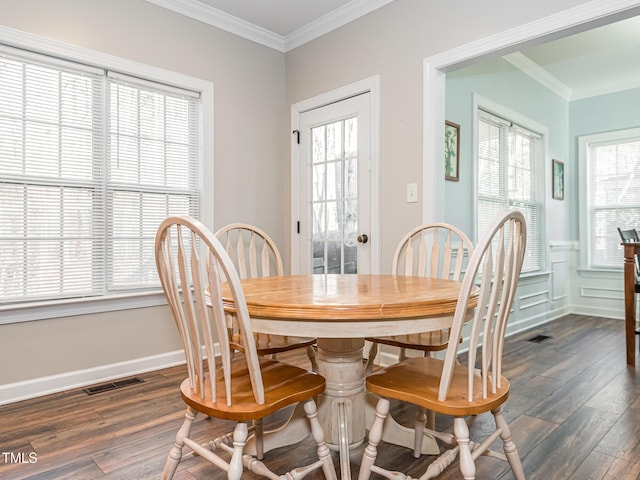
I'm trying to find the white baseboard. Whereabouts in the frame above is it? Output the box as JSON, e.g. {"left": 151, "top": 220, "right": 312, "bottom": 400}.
{"left": 570, "top": 305, "right": 622, "bottom": 321}
{"left": 0, "top": 350, "right": 187, "bottom": 406}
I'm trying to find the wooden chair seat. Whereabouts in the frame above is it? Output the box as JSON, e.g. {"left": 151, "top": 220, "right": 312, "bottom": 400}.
{"left": 365, "top": 330, "right": 450, "bottom": 353}
{"left": 180, "top": 357, "right": 325, "bottom": 421}
{"left": 365, "top": 357, "right": 509, "bottom": 417}
{"left": 231, "top": 333, "right": 317, "bottom": 356}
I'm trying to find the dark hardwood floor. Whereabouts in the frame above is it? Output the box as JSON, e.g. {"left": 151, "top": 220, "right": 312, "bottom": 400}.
{"left": 1, "top": 314, "right": 640, "bottom": 479}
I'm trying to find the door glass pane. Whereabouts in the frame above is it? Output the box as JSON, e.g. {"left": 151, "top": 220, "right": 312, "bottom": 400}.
{"left": 312, "top": 126, "right": 325, "bottom": 164}
{"left": 326, "top": 240, "right": 342, "bottom": 273}
{"left": 326, "top": 161, "right": 340, "bottom": 200}
{"left": 345, "top": 157, "right": 357, "bottom": 199}
{"left": 313, "top": 164, "right": 325, "bottom": 201}
{"left": 309, "top": 116, "right": 358, "bottom": 274}
{"left": 312, "top": 203, "right": 325, "bottom": 237}
{"left": 344, "top": 242, "right": 357, "bottom": 274}
{"left": 344, "top": 200, "right": 357, "bottom": 239}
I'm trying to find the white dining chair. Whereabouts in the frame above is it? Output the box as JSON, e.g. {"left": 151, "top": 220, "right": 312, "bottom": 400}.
{"left": 358, "top": 210, "right": 527, "bottom": 480}
{"left": 155, "top": 215, "right": 336, "bottom": 480}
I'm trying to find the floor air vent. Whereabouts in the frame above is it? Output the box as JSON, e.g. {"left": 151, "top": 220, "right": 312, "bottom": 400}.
{"left": 83, "top": 377, "right": 144, "bottom": 395}
{"left": 527, "top": 334, "right": 552, "bottom": 344}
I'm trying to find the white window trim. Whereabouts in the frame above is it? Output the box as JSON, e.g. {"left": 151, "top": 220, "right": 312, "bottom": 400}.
{"left": 578, "top": 126, "right": 640, "bottom": 270}
{"left": 472, "top": 94, "right": 549, "bottom": 270}
{"left": 0, "top": 26, "right": 214, "bottom": 324}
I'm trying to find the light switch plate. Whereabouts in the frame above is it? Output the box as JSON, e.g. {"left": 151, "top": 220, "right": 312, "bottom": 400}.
{"left": 407, "top": 183, "right": 418, "bottom": 203}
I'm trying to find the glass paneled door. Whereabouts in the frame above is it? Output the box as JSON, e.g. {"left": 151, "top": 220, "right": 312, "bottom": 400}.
{"left": 297, "top": 93, "right": 372, "bottom": 274}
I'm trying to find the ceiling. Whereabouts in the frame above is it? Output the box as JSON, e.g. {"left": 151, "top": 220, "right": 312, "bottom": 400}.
{"left": 147, "top": 0, "right": 640, "bottom": 100}
{"left": 509, "top": 14, "right": 640, "bottom": 101}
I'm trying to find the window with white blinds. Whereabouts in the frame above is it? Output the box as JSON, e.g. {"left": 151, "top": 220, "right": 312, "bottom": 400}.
{"left": 0, "top": 47, "right": 200, "bottom": 306}
{"left": 584, "top": 130, "right": 640, "bottom": 268}
{"left": 477, "top": 110, "right": 542, "bottom": 272}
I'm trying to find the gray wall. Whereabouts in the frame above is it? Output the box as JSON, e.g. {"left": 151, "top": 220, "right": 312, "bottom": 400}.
{"left": 0, "top": 0, "right": 602, "bottom": 394}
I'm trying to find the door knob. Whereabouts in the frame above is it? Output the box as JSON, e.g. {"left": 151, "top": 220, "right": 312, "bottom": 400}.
{"left": 357, "top": 234, "right": 369, "bottom": 244}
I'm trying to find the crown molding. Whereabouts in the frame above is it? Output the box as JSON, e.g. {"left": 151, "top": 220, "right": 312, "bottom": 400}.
{"left": 503, "top": 52, "right": 573, "bottom": 101}
{"left": 146, "top": 0, "right": 395, "bottom": 52}
{"left": 284, "top": 0, "right": 395, "bottom": 51}
{"left": 146, "top": 0, "right": 286, "bottom": 51}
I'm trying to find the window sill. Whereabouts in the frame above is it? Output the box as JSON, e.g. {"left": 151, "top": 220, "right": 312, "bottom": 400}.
{"left": 0, "top": 291, "right": 168, "bottom": 325}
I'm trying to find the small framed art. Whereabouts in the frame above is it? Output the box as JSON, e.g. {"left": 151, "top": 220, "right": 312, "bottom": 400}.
{"left": 552, "top": 159, "right": 564, "bottom": 200}
{"left": 445, "top": 120, "right": 460, "bottom": 181}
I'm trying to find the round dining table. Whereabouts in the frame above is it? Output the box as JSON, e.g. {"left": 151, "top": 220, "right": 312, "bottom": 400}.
{"left": 221, "top": 274, "right": 477, "bottom": 479}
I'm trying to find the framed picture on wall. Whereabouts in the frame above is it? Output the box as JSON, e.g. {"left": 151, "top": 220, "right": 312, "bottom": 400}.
{"left": 552, "top": 159, "right": 564, "bottom": 200}
{"left": 445, "top": 120, "right": 460, "bottom": 181}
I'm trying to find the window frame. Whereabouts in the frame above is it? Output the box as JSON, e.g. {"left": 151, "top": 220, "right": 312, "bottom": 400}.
{"left": 472, "top": 95, "right": 548, "bottom": 273}
{"left": 0, "top": 26, "right": 214, "bottom": 325}
{"left": 578, "top": 127, "right": 640, "bottom": 270}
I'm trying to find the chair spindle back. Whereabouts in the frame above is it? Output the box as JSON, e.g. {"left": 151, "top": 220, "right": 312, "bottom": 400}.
{"left": 392, "top": 223, "right": 473, "bottom": 281}
{"left": 439, "top": 210, "right": 526, "bottom": 402}
{"left": 215, "top": 223, "right": 284, "bottom": 279}
{"left": 155, "top": 216, "right": 265, "bottom": 406}
{"left": 618, "top": 227, "right": 639, "bottom": 243}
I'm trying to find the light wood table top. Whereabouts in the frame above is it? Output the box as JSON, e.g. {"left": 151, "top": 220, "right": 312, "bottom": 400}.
{"left": 223, "top": 274, "right": 477, "bottom": 338}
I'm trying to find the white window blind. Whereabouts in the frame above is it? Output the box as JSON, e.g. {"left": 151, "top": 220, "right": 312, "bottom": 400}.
{"left": 477, "top": 110, "right": 541, "bottom": 272}
{"left": 0, "top": 47, "right": 200, "bottom": 305}
{"left": 108, "top": 73, "right": 199, "bottom": 291}
{"left": 587, "top": 134, "right": 640, "bottom": 268}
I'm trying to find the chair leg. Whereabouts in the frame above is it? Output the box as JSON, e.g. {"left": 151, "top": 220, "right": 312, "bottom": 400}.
{"left": 228, "top": 423, "right": 248, "bottom": 480}
{"left": 307, "top": 345, "right": 318, "bottom": 372}
{"left": 303, "top": 399, "right": 338, "bottom": 480}
{"left": 454, "top": 417, "right": 475, "bottom": 480}
{"left": 426, "top": 410, "right": 436, "bottom": 430}
{"left": 253, "top": 418, "right": 264, "bottom": 460}
{"left": 398, "top": 347, "right": 407, "bottom": 362}
{"left": 366, "top": 342, "right": 379, "bottom": 374}
{"left": 492, "top": 407, "right": 526, "bottom": 480}
{"left": 162, "top": 406, "right": 197, "bottom": 480}
{"left": 421, "top": 351, "right": 436, "bottom": 433}
{"left": 414, "top": 407, "right": 427, "bottom": 458}
{"left": 358, "top": 398, "right": 389, "bottom": 480}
